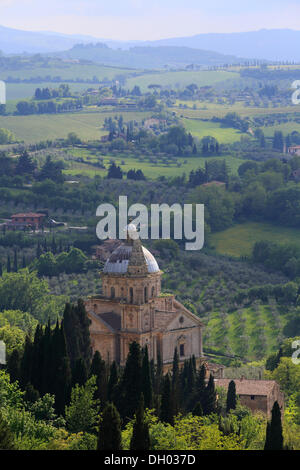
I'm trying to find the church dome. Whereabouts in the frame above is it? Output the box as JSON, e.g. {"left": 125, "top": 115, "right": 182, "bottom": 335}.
{"left": 103, "top": 243, "right": 160, "bottom": 274}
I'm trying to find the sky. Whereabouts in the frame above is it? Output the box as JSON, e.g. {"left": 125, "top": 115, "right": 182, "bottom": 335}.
{"left": 1, "top": 0, "right": 300, "bottom": 40}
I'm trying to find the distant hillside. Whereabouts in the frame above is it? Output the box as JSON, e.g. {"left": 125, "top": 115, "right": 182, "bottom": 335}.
{"left": 0, "top": 24, "right": 97, "bottom": 54}
{"left": 53, "top": 43, "right": 243, "bottom": 69}
{"left": 2, "top": 25, "right": 300, "bottom": 62}
{"left": 136, "top": 29, "right": 300, "bottom": 62}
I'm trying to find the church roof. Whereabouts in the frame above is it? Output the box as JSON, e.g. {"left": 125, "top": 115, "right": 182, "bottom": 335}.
{"left": 99, "top": 312, "right": 121, "bottom": 331}
{"left": 103, "top": 241, "right": 160, "bottom": 274}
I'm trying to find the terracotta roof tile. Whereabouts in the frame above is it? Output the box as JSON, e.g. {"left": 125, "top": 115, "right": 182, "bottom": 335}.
{"left": 214, "top": 378, "right": 278, "bottom": 396}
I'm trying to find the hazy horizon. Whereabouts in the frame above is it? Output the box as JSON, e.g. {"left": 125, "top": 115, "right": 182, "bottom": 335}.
{"left": 1, "top": 0, "right": 300, "bottom": 41}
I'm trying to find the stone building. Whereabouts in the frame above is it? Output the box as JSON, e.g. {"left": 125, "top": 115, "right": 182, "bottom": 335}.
{"left": 85, "top": 226, "right": 204, "bottom": 369}
{"left": 214, "top": 378, "right": 284, "bottom": 418}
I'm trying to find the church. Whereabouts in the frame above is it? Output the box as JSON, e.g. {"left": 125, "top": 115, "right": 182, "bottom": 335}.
{"left": 85, "top": 225, "right": 205, "bottom": 369}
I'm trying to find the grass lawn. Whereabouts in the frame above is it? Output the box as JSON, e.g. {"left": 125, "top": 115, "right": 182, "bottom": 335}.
{"left": 211, "top": 221, "right": 300, "bottom": 257}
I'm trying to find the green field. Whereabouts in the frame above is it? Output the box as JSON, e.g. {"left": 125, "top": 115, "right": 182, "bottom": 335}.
{"left": 181, "top": 118, "right": 246, "bottom": 143}
{"left": 0, "top": 63, "right": 136, "bottom": 82}
{"left": 176, "top": 102, "right": 299, "bottom": 119}
{"left": 5, "top": 82, "right": 98, "bottom": 101}
{"left": 262, "top": 121, "right": 300, "bottom": 137}
{"left": 126, "top": 70, "right": 239, "bottom": 92}
{"left": 63, "top": 153, "right": 245, "bottom": 179}
{"left": 206, "top": 303, "right": 287, "bottom": 360}
{"left": 0, "top": 110, "right": 151, "bottom": 143}
{"left": 211, "top": 222, "right": 300, "bottom": 257}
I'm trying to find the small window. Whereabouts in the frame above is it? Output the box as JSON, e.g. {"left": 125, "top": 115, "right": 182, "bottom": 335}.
{"left": 111, "top": 287, "right": 115, "bottom": 299}
{"left": 251, "top": 395, "right": 255, "bottom": 400}
{"left": 179, "top": 344, "right": 185, "bottom": 357}
{"left": 129, "top": 287, "right": 133, "bottom": 304}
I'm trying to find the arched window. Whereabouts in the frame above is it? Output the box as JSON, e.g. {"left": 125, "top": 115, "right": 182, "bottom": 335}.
{"left": 144, "top": 286, "right": 148, "bottom": 303}
{"left": 179, "top": 344, "right": 185, "bottom": 357}
{"left": 151, "top": 286, "right": 155, "bottom": 298}
{"left": 129, "top": 287, "right": 133, "bottom": 304}
{"left": 111, "top": 287, "right": 115, "bottom": 299}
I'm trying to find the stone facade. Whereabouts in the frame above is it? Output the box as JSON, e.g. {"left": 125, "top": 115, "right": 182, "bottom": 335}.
{"left": 85, "top": 233, "right": 204, "bottom": 369}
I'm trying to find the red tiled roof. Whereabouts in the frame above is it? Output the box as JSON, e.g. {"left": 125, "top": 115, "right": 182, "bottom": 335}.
{"left": 214, "top": 378, "right": 278, "bottom": 396}
{"left": 11, "top": 213, "right": 45, "bottom": 218}
{"left": 202, "top": 181, "right": 226, "bottom": 187}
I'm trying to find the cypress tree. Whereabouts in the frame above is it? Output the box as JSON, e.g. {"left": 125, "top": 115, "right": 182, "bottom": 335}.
{"left": 196, "top": 364, "right": 206, "bottom": 402}
{"left": 264, "top": 401, "right": 284, "bottom": 450}
{"left": 64, "top": 300, "right": 92, "bottom": 373}
{"left": 36, "top": 241, "right": 42, "bottom": 258}
{"left": 121, "top": 341, "right": 142, "bottom": 421}
{"left": 63, "top": 303, "right": 80, "bottom": 371}
{"left": 160, "top": 374, "right": 174, "bottom": 426}
{"left": 155, "top": 352, "right": 163, "bottom": 395}
{"left": 141, "top": 346, "right": 153, "bottom": 410}
{"left": 107, "top": 361, "right": 118, "bottom": 403}
{"left": 20, "top": 335, "right": 33, "bottom": 389}
{"left": 149, "top": 359, "right": 155, "bottom": 395}
{"left": 6, "top": 349, "right": 20, "bottom": 383}
{"left": 90, "top": 351, "right": 107, "bottom": 405}
{"left": 72, "top": 357, "right": 88, "bottom": 387}
{"left": 0, "top": 412, "right": 15, "bottom": 450}
{"left": 6, "top": 254, "right": 11, "bottom": 273}
{"left": 51, "top": 236, "right": 57, "bottom": 254}
{"left": 55, "top": 355, "right": 72, "bottom": 415}
{"left": 226, "top": 380, "right": 237, "bottom": 413}
{"left": 192, "top": 402, "right": 203, "bottom": 417}
{"left": 24, "top": 383, "right": 40, "bottom": 403}
{"left": 13, "top": 249, "right": 18, "bottom": 272}
{"left": 52, "top": 321, "right": 72, "bottom": 414}
{"left": 22, "top": 254, "right": 26, "bottom": 269}
{"left": 172, "top": 347, "right": 180, "bottom": 416}
{"left": 130, "top": 394, "right": 150, "bottom": 451}
{"left": 41, "top": 319, "right": 52, "bottom": 394}
{"left": 76, "top": 299, "right": 92, "bottom": 371}
{"left": 202, "top": 374, "right": 217, "bottom": 415}
{"left": 0, "top": 262, "right": 2, "bottom": 277}
{"left": 98, "top": 403, "right": 122, "bottom": 450}
{"left": 31, "top": 324, "right": 44, "bottom": 391}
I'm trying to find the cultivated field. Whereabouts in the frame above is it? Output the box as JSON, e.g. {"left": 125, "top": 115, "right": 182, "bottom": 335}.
{"left": 0, "top": 110, "right": 151, "bottom": 143}
{"left": 181, "top": 118, "right": 247, "bottom": 143}
{"left": 211, "top": 221, "right": 300, "bottom": 257}
{"left": 126, "top": 70, "right": 239, "bottom": 92}
{"left": 63, "top": 152, "right": 245, "bottom": 179}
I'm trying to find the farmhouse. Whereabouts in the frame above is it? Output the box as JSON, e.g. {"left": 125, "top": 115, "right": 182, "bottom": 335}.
{"left": 5, "top": 212, "right": 46, "bottom": 230}
{"left": 288, "top": 145, "right": 300, "bottom": 156}
{"left": 214, "top": 377, "right": 284, "bottom": 418}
